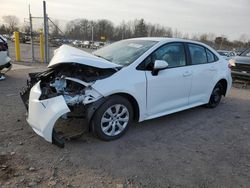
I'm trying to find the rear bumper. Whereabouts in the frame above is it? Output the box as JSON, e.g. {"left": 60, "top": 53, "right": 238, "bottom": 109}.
{"left": 231, "top": 70, "right": 250, "bottom": 81}
{"left": 26, "top": 81, "right": 70, "bottom": 143}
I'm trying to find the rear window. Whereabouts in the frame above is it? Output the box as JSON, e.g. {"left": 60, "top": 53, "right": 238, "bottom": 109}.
{"left": 188, "top": 43, "right": 218, "bottom": 65}
{"left": 206, "top": 49, "right": 216, "bottom": 63}
{"left": 188, "top": 44, "right": 207, "bottom": 65}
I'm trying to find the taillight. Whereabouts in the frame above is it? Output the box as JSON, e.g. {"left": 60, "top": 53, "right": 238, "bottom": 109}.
{"left": 0, "top": 42, "right": 7, "bottom": 51}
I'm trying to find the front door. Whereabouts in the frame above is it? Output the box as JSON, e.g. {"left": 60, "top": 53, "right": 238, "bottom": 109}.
{"left": 145, "top": 42, "right": 192, "bottom": 117}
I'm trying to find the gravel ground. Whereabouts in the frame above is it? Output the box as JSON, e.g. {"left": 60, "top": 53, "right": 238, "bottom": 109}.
{"left": 0, "top": 46, "right": 250, "bottom": 187}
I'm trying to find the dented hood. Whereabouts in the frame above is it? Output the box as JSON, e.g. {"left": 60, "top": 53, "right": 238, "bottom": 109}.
{"left": 48, "top": 45, "right": 121, "bottom": 69}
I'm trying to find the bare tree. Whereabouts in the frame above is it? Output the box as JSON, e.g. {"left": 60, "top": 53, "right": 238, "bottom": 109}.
{"left": 173, "top": 28, "right": 182, "bottom": 38}
{"left": 21, "top": 23, "right": 30, "bottom": 34}
{"left": 2, "top": 15, "right": 20, "bottom": 34}
{"left": 0, "top": 24, "right": 8, "bottom": 34}
{"left": 62, "top": 17, "right": 249, "bottom": 49}
{"left": 96, "top": 19, "right": 114, "bottom": 41}
{"left": 134, "top": 19, "right": 148, "bottom": 37}
{"left": 50, "top": 19, "right": 61, "bottom": 38}
{"left": 182, "top": 33, "right": 189, "bottom": 39}
{"left": 239, "top": 34, "right": 248, "bottom": 43}
{"left": 79, "top": 19, "right": 90, "bottom": 40}
{"left": 207, "top": 33, "right": 216, "bottom": 42}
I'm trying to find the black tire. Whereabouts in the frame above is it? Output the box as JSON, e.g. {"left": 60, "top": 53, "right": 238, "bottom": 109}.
{"left": 206, "top": 83, "right": 223, "bottom": 108}
{"left": 91, "top": 96, "right": 133, "bottom": 141}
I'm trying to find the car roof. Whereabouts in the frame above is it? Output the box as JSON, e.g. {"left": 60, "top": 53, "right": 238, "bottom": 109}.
{"left": 126, "top": 37, "right": 210, "bottom": 46}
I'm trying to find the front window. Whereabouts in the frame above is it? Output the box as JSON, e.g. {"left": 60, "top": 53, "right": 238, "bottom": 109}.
{"left": 152, "top": 43, "right": 186, "bottom": 68}
{"left": 93, "top": 40, "right": 157, "bottom": 66}
{"left": 240, "top": 48, "right": 250, "bottom": 57}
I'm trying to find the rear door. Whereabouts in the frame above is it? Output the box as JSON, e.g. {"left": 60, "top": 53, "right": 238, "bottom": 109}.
{"left": 187, "top": 43, "right": 219, "bottom": 104}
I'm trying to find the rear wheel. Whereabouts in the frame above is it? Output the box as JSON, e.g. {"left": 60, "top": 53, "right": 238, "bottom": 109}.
{"left": 91, "top": 96, "right": 133, "bottom": 141}
{"left": 206, "top": 83, "right": 223, "bottom": 108}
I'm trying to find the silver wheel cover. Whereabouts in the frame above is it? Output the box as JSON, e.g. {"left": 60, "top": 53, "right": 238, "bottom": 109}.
{"left": 101, "top": 104, "right": 129, "bottom": 136}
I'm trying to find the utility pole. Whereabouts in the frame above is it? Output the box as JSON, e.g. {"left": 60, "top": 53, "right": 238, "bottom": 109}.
{"left": 29, "top": 5, "right": 35, "bottom": 61}
{"left": 43, "top": 1, "right": 48, "bottom": 63}
{"left": 46, "top": 13, "right": 50, "bottom": 60}
{"left": 91, "top": 25, "right": 94, "bottom": 49}
{"left": 121, "top": 29, "right": 124, "bottom": 40}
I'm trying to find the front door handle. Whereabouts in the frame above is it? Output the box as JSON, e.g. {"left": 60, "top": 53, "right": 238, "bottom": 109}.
{"left": 183, "top": 71, "right": 192, "bottom": 77}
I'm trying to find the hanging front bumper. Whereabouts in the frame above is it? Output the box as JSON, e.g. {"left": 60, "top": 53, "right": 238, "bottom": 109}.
{"left": 26, "top": 81, "right": 70, "bottom": 143}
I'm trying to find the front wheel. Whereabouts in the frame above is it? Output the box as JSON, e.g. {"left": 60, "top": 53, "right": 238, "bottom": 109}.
{"left": 91, "top": 96, "right": 133, "bottom": 141}
{"left": 206, "top": 83, "right": 223, "bottom": 108}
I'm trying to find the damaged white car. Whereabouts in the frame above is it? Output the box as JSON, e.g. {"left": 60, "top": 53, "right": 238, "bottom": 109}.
{"left": 21, "top": 38, "right": 232, "bottom": 147}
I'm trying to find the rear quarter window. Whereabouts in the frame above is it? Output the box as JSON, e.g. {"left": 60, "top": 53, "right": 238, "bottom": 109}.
{"left": 206, "top": 49, "right": 218, "bottom": 63}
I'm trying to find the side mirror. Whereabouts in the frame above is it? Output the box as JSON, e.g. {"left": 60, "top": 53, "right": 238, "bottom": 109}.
{"left": 152, "top": 60, "right": 168, "bottom": 76}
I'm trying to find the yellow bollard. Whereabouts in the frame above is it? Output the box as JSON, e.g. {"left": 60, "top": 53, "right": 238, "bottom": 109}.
{"left": 14, "top": 31, "right": 21, "bottom": 61}
{"left": 40, "top": 32, "right": 44, "bottom": 62}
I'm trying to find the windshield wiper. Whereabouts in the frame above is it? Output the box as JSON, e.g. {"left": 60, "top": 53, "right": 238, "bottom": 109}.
{"left": 93, "top": 54, "right": 123, "bottom": 67}
{"left": 94, "top": 54, "right": 111, "bottom": 62}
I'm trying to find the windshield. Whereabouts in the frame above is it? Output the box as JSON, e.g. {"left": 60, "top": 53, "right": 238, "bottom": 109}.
{"left": 240, "top": 48, "right": 250, "bottom": 57}
{"left": 93, "top": 40, "right": 157, "bottom": 66}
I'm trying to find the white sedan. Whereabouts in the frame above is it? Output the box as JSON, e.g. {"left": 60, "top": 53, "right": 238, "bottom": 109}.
{"left": 21, "top": 38, "right": 232, "bottom": 147}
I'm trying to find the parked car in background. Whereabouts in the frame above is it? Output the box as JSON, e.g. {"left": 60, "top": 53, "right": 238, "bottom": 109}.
{"left": 92, "top": 41, "right": 100, "bottom": 49}
{"left": 20, "top": 38, "right": 232, "bottom": 147}
{"left": 11, "top": 33, "right": 30, "bottom": 43}
{"left": 72, "top": 40, "right": 81, "bottom": 47}
{"left": 50, "top": 38, "right": 63, "bottom": 47}
{"left": 91, "top": 41, "right": 106, "bottom": 49}
{"left": 82, "top": 40, "right": 90, "bottom": 48}
{"left": 0, "top": 34, "right": 12, "bottom": 78}
{"left": 99, "top": 42, "right": 105, "bottom": 48}
{"left": 217, "top": 50, "right": 236, "bottom": 60}
{"left": 231, "top": 48, "right": 250, "bottom": 80}
{"left": 2, "top": 34, "right": 11, "bottom": 40}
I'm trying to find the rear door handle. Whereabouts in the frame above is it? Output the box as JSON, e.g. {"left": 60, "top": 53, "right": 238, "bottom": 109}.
{"left": 183, "top": 71, "right": 192, "bottom": 77}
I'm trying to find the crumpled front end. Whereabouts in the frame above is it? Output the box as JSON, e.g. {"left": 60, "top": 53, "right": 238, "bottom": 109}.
{"left": 27, "top": 81, "right": 70, "bottom": 142}
{"left": 21, "top": 63, "right": 116, "bottom": 147}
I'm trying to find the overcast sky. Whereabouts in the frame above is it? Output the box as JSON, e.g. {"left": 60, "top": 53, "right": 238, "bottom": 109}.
{"left": 1, "top": 0, "right": 250, "bottom": 40}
